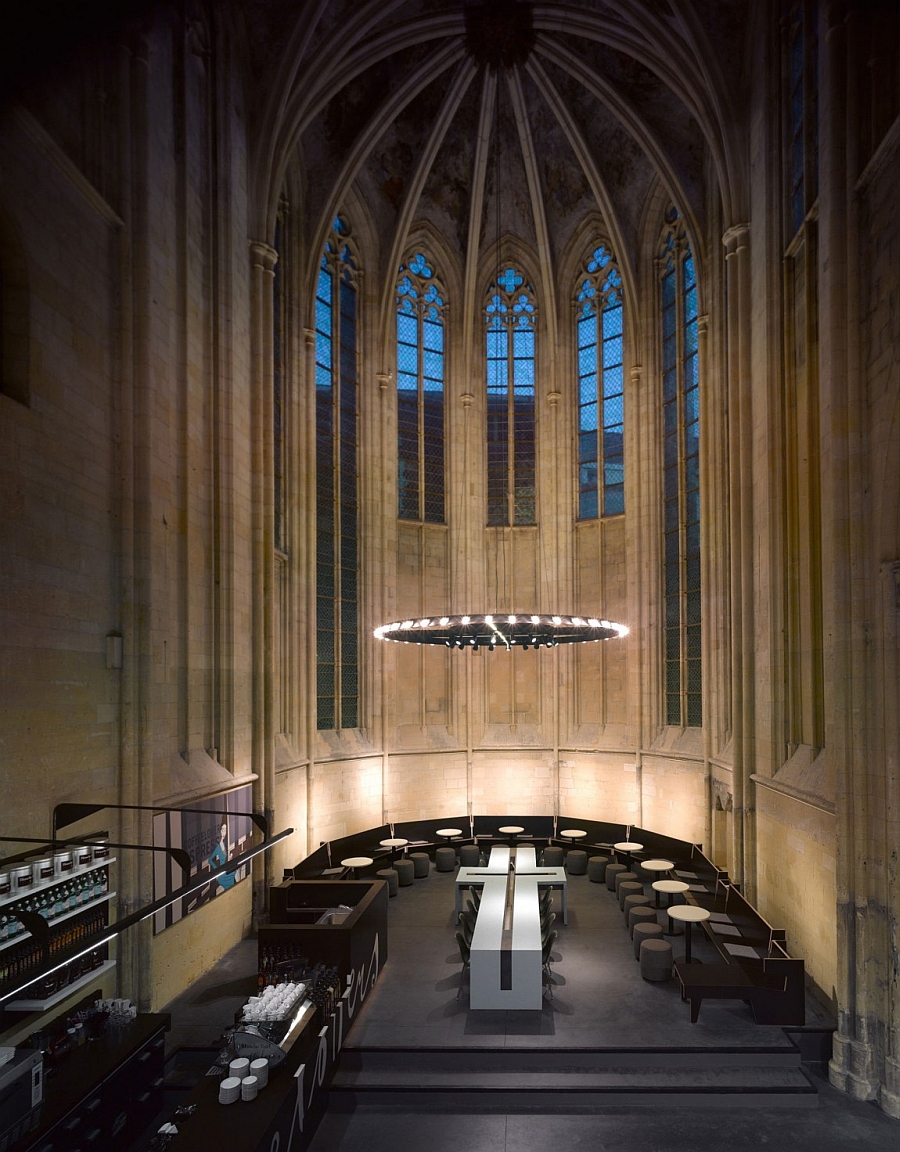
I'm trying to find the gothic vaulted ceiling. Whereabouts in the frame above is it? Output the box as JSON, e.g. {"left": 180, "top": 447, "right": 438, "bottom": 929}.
{"left": 247, "top": 0, "right": 750, "bottom": 298}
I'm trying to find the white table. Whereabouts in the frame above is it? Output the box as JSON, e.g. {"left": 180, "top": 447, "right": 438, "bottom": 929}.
{"left": 498, "top": 825, "right": 524, "bottom": 843}
{"left": 379, "top": 838, "right": 408, "bottom": 863}
{"left": 340, "top": 855, "right": 373, "bottom": 878}
{"left": 667, "top": 904, "right": 711, "bottom": 963}
{"left": 435, "top": 828, "right": 462, "bottom": 842}
{"left": 559, "top": 828, "right": 587, "bottom": 842}
{"left": 455, "top": 844, "right": 567, "bottom": 922}
{"left": 614, "top": 840, "right": 644, "bottom": 867}
{"left": 467, "top": 845, "right": 545, "bottom": 1010}
{"left": 651, "top": 878, "right": 690, "bottom": 909}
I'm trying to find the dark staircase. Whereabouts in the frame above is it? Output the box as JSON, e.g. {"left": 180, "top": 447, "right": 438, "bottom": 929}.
{"left": 327, "top": 1041, "right": 821, "bottom": 1111}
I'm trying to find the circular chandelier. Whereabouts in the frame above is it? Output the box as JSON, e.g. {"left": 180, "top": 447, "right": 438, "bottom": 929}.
{"left": 374, "top": 613, "right": 628, "bottom": 650}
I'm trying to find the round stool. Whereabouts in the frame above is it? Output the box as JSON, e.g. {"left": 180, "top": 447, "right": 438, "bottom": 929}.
{"left": 410, "top": 851, "right": 430, "bottom": 878}
{"left": 614, "top": 870, "right": 638, "bottom": 898}
{"left": 459, "top": 844, "right": 481, "bottom": 867}
{"left": 633, "top": 921, "right": 664, "bottom": 959}
{"left": 618, "top": 880, "right": 644, "bottom": 910}
{"left": 541, "top": 846, "right": 564, "bottom": 867}
{"left": 623, "top": 893, "right": 652, "bottom": 922}
{"left": 587, "top": 856, "right": 608, "bottom": 883}
{"left": 375, "top": 867, "right": 399, "bottom": 896}
{"left": 628, "top": 905, "right": 658, "bottom": 936}
{"left": 566, "top": 849, "right": 587, "bottom": 875}
{"left": 640, "top": 938, "right": 674, "bottom": 981}
{"left": 435, "top": 846, "right": 456, "bottom": 872}
{"left": 605, "top": 862, "right": 626, "bottom": 891}
{"left": 395, "top": 858, "right": 415, "bottom": 886}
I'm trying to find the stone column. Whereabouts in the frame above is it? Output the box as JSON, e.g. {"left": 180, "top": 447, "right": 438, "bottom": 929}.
{"left": 722, "top": 222, "right": 755, "bottom": 897}
{"left": 249, "top": 239, "right": 277, "bottom": 918}
{"left": 821, "top": 1, "right": 886, "bottom": 1108}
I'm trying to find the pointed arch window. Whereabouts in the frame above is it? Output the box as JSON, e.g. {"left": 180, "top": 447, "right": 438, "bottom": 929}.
{"left": 485, "top": 266, "right": 536, "bottom": 526}
{"left": 315, "top": 216, "right": 359, "bottom": 731}
{"left": 576, "top": 245, "right": 624, "bottom": 519}
{"left": 659, "top": 210, "right": 701, "bottom": 728}
{"left": 396, "top": 253, "right": 446, "bottom": 522}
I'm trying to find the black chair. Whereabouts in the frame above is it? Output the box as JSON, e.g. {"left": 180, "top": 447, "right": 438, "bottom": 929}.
{"left": 470, "top": 886, "right": 482, "bottom": 910}
{"left": 541, "top": 910, "right": 556, "bottom": 937}
{"left": 459, "top": 908, "right": 476, "bottom": 944}
{"left": 455, "top": 931, "right": 471, "bottom": 999}
{"left": 542, "top": 930, "right": 558, "bottom": 998}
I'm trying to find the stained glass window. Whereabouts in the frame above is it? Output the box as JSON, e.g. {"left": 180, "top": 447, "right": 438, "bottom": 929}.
{"left": 660, "top": 210, "right": 701, "bottom": 727}
{"left": 396, "top": 253, "right": 446, "bottom": 522}
{"left": 316, "top": 216, "right": 359, "bottom": 730}
{"left": 576, "top": 244, "right": 625, "bottom": 519}
{"left": 485, "top": 266, "right": 536, "bottom": 526}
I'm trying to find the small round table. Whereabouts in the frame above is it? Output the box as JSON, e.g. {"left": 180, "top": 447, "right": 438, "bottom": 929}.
{"left": 341, "top": 855, "right": 373, "bottom": 879}
{"left": 559, "top": 828, "right": 587, "bottom": 842}
{"left": 666, "top": 904, "right": 711, "bottom": 963}
{"left": 379, "top": 838, "right": 408, "bottom": 863}
{"left": 435, "top": 828, "right": 462, "bottom": 843}
{"left": 499, "top": 825, "right": 524, "bottom": 844}
{"left": 641, "top": 858, "right": 675, "bottom": 887}
{"left": 614, "top": 840, "right": 644, "bottom": 867}
{"left": 652, "top": 878, "right": 690, "bottom": 909}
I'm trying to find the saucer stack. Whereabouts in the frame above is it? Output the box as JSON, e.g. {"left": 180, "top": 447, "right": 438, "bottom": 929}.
{"left": 249, "top": 1058, "right": 269, "bottom": 1087}
{"left": 241, "top": 1075, "right": 259, "bottom": 1101}
{"left": 218, "top": 1076, "right": 242, "bottom": 1105}
{"left": 229, "top": 1057, "right": 250, "bottom": 1079}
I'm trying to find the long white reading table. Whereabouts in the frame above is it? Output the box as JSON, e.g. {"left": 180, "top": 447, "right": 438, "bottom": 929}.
{"left": 459, "top": 845, "right": 565, "bottom": 1010}
{"left": 454, "top": 845, "right": 567, "bottom": 923}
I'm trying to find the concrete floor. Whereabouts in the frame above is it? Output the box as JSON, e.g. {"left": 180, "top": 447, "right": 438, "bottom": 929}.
{"left": 144, "top": 863, "right": 898, "bottom": 1152}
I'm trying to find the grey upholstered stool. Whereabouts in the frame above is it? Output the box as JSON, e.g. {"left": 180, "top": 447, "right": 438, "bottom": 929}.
{"left": 395, "top": 858, "right": 415, "bottom": 886}
{"left": 435, "top": 846, "right": 456, "bottom": 872}
{"left": 618, "top": 880, "right": 644, "bottom": 910}
{"left": 623, "top": 893, "right": 652, "bottom": 922}
{"left": 541, "top": 846, "right": 564, "bottom": 867}
{"left": 639, "top": 937, "right": 674, "bottom": 981}
{"left": 410, "top": 851, "right": 430, "bottom": 878}
{"left": 605, "top": 862, "right": 627, "bottom": 891}
{"left": 614, "top": 870, "right": 639, "bottom": 898}
{"left": 375, "top": 867, "right": 399, "bottom": 896}
{"left": 459, "top": 843, "right": 481, "bottom": 867}
{"left": 632, "top": 921, "right": 664, "bottom": 958}
{"left": 628, "top": 905, "right": 658, "bottom": 935}
{"left": 565, "top": 849, "right": 588, "bottom": 875}
{"left": 587, "top": 855, "right": 609, "bottom": 883}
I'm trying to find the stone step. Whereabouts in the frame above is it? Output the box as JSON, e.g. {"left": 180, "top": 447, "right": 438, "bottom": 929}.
{"left": 338, "top": 1042, "right": 804, "bottom": 1072}
{"left": 329, "top": 1044, "right": 818, "bottom": 1109}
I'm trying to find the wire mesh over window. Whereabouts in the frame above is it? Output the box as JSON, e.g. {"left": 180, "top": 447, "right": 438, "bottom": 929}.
{"left": 485, "top": 266, "right": 536, "bottom": 526}
{"left": 316, "top": 216, "right": 359, "bottom": 731}
{"left": 396, "top": 253, "right": 446, "bottom": 523}
{"left": 660, "top": 209, "right": 701, "bottom": 728}
{"left": 576, "top": 244, "right": 625, "bottom": 520}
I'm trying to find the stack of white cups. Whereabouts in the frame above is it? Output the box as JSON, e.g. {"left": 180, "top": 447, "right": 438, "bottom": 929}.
{"left": 249, "top": 1058, "right": 269, "bottom": 1088}
{"left": 241, "top": 1075, "right": 258, "bottom": 1101}
{"left": 218, "top": 1077, "right": 241, "bottom": 1105}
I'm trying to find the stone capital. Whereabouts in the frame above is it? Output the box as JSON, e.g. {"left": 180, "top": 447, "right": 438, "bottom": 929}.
{"left": 722, "top": 223, "right": 750, "bottom": 258}
{"left": 249, "top": 240, "right": 278, "bottom": 273}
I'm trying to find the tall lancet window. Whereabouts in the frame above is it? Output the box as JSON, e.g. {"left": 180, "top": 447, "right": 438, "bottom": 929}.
{"left": 576, "top": 244, "right": 625, "bottom": 519}
{"left": 485, "top": 266, "right": 536, "bottom": 526}
{"left": 659, "top": 210, "right": 701, "bottom": 727}
{"left": 315, "top": 216, "right": 359, "bottom": 731}
{"left": 396, "top": 253, "right": 446, "bottom": 522}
